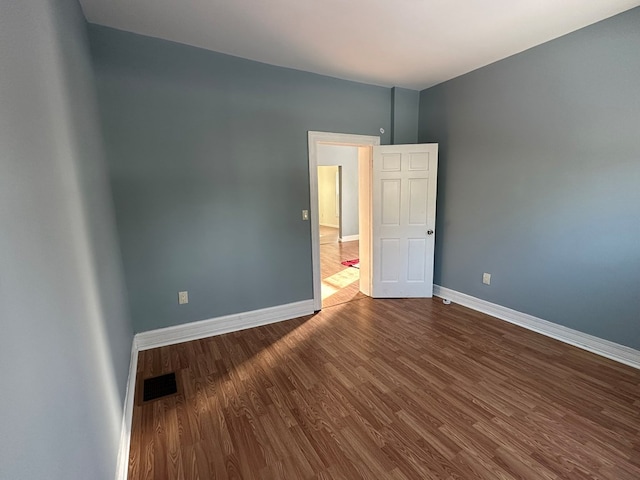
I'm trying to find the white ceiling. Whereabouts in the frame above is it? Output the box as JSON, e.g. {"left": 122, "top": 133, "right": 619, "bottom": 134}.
{"left": 79, "top": 0, "right": 640, "bottom": 90}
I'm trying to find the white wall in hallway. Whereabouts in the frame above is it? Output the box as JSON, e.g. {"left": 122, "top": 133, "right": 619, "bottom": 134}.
{"left": 318, "top": 166, "right": 340, "bottom": 227}
{"left": 317, "top": 144, "right": 359, "bottom": 237}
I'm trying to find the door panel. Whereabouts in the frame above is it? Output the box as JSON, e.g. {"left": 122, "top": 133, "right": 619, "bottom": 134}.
{"left": 409, "top": 152, "right": 429, "bottom": 171}
{"left": 382, "top": 153, "right": 401, "bottom": 171}
{"left": 380, "top": 238, "right": 401, "bottom": 282}
{"left": 407, "top": 238, "right": 427, "bottom": 282}
{"left": 408, "top": 178, "right": 428, "bottom": 225}
{"left": 381, "top": 179, "right": 401, "bottom": 225}
{"left": 372, "top": 144, "right": 438, "bottom": 298}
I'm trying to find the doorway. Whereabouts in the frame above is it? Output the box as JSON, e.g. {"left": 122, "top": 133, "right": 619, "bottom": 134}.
{"left": 310, "top": 132, "right": 439, "bottom": 310}
{"left": 308, "top": 132, "right": 380, "bottom": 311}
{"left": 317, "top": 160, "right": 364, "bottom": 308}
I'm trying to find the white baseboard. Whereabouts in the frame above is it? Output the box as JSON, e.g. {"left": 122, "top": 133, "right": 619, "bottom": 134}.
{"left": 339, "top": 234, "right": 359, "bottom": 243}
{"left": 115, "top": 340, "right": 139, "bottom": 480}
{"left": 319, "top": 222, "right": 339, "bottom": 229}
{"left": 135, "top": 300, "right": 315, "bottom": 351}
{"left": 433, "top": 285, "right": 640, "bottom": 370}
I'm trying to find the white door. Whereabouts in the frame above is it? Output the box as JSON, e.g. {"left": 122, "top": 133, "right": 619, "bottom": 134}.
{"left": 372, "top": 144, "right": 438, "bottom": 297}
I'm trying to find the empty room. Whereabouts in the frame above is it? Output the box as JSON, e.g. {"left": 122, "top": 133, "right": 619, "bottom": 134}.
{"left": 1, "top": 1, "right": 639, "bottom": 479}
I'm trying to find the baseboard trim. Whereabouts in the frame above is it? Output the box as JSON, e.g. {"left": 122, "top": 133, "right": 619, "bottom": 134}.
{"left": 319, "top": 222, "right": 339, "bottom": 229}
{"left": 134, "top": 300, "right": 315, "bottom": 351}
{"left": 339, "top": 234, "right": 359, "bottom": 242}
{"left": 115, "top": 340, "right": 138, "bottom": 480}
{"left": 434, "top": 285, "right": 640, "bottom": 370}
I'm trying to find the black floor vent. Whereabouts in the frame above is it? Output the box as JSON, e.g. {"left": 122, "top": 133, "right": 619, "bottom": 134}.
{"left": 143, "top": 372, "right": 177, "bottom": 402}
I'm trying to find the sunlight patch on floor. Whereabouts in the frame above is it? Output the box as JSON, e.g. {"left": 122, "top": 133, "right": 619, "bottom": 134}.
{"left": 321, "top": 267, "right": 359, "bottom": 300}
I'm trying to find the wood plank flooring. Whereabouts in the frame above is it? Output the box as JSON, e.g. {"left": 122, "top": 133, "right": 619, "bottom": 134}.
{"left": 128, "top": 298, "right": 640, "bottom": 479}
{"left": 319, "top": 226, "right": 366, "bottom": 308}
{"left": 319, "top": 226, "right": 339, "bottom": 245}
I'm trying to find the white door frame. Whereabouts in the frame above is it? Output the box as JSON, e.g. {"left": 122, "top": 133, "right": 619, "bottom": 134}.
{"left": 308, "top": 131, "right": 380, "bottom": 311}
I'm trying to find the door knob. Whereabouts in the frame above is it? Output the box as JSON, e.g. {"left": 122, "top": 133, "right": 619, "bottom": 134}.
{"left": 427, "top": 229, "right": 434, "bottom": 235}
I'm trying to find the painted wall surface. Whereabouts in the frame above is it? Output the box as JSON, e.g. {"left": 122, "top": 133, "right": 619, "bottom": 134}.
{"left": 318, "top": 166, "right": 340, "bottom": 228}
{"left": 317, "top": 144, "right": 360, "bottom": 238}
{"left": 0, "top": 1, "right": 132, "bottom": 479}
{"left": 392, "top": 87, "right": 420, "bottom": 144}
{"left": 419, "top": 8, "right": 640, "bottom": 349}
{"left": 89, "top": 25, "right": 392, "bottom": 332}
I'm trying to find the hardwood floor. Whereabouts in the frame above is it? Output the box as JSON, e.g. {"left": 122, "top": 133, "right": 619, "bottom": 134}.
{"left": 128, "top": 298, "right": 640, "bottom": 480}
{"left": 319, "top": 226, "right": 366, "bottom": 309}
{"left": 319, "top": 226, "right": 339, "bottom": 245}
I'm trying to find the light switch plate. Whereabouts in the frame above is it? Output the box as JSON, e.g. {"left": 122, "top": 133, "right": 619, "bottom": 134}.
{"left": 482, "top": 273, "right": 491, "bottom": 285}
{"left": 178, "top": 291, "right": 189, "bottom": 304}
{"left": 302, "top": 209, "right": 309, "bottom": 221}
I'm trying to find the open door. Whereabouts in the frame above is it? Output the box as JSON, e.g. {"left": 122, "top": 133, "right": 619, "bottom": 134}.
{"left": 371, "top": 144, "right": 438, "bottom": 298}
{"left": 308, "top": 132, "right": 438, "bottom": 309}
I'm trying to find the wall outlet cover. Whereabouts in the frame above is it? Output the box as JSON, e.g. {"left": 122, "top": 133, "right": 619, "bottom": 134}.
{"left": 482, "top": 273, "right": 491, "bottom": 285}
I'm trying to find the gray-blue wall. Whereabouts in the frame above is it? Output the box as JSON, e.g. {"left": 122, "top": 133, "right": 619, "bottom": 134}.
{"left": 0, "top": 1, "right": 132, "bottom": 478}
{"left": 392, "top": 87, "right": 420, "bottom": 144}
{"left": 419, "top": 8, "right": 640, "bottom": 349}
{"left": 88, "top": 25, "right": 393, "bottom": 333}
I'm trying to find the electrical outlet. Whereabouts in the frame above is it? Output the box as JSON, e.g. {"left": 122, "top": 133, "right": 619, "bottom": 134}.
{"left": 482, "top": 273, "right": 491, "bottom": 285}
{"left": 302, "top": 209, "right": 309, "bottom": 221}
{"left": 178, "top": 291, "right": 189, "bottom": 304}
